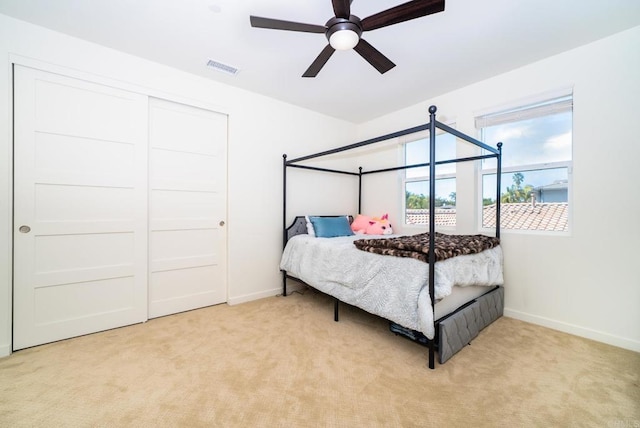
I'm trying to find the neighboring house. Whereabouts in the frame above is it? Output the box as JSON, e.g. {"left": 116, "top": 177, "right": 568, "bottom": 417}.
{"left": 533, "top": 180, "right": 568, "bottom": 203}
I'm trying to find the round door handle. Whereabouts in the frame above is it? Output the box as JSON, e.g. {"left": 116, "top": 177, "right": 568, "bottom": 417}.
{"left": 219, "top": 221, "right": 225, "bottom": 227}
{"left": 19, "top": 225, "right": 31, "bottom": 233}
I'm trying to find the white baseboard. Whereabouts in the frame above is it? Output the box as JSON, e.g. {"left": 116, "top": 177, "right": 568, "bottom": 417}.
{"left": 504, "top": 308, "right": 640, "bottom": 353}
{"left": 227, "top": 282, "right": 306, "bottom": 306}
{"left": 227, "top": 289, "right": 279, "bottom": 306}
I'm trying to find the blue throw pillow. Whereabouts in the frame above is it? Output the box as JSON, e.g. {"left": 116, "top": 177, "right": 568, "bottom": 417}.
{"left": 309, "top": 216, "right": 354, "bottom": 238}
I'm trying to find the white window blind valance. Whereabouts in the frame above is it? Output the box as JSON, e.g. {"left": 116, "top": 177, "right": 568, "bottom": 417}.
{"left": 475, "top": 96, "right": 573, "bottom": 129}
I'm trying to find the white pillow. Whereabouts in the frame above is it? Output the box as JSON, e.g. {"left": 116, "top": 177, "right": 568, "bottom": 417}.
{"left": 304, "top": 216, "right": 315, "bottom": 237}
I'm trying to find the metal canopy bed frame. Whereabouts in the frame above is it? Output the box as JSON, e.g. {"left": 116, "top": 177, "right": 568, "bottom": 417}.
{"left": 281, "top": 105, "right": 503, "bottom": 369}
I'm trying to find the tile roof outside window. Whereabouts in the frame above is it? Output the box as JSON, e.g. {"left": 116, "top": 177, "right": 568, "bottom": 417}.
{"left": 406, "top": 202, "right": 569, "bottom": 232}
{"left": 484, "top": 202, "right": 568, "bottom": 232}
{"left": 406, "top": 209, "right": 457, "bottom": 227}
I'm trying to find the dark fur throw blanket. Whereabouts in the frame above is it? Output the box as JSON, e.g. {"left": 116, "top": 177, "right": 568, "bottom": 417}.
{"left": 353, "top": 232, "right": 500, "bottom": 263}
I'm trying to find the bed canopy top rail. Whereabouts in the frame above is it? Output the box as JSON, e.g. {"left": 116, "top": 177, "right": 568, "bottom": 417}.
{"left": 435, "top": 121, "right": 499, "bottom": 155}
{"left": 286, "top": 124, "right": 430, "bottom": 165}
{"left": 361, "top": 153, "right": 499, "bottom": 176}
{"left": 284, "top": 161, "right": 361, "bottom": 177}
{"left": 285, "top": 117, "right": 499, "bottom": 170}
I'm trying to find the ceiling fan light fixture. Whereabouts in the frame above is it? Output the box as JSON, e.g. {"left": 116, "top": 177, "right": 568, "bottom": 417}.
{"left": 329, "top": 29, "right": 359, "bottom": 50}
{"left": 325, "top": 17, "right": 362, "bottom": 51}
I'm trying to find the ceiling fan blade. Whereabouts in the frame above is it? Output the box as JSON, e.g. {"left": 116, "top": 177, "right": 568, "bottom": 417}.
{"left": 361, "top": 0, "right": 445, "bottom": 31}
{"left": 332, "top": 0, "right": 351, "bottom": 19}
{"left": 353, "top": 39, "right": 396, "bottom": 74}
{"left": 302, "top": 45, "right": 336, "bottom": 77}
{"left": 250, "top": 16, "right": 326, "bottom": 33}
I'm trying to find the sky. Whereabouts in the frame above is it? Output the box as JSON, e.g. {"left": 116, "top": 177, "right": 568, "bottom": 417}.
{"left": 405, "top": 110, "right": 572, "bottom": 203}
{"left": 481, "top": 111, "right": 571, "bottom": 200}
{"left": 482, "top": 111, "right": 572, "bottom": 169}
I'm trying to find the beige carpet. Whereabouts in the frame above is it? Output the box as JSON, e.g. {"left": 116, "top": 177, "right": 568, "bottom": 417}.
{"left": 1, "top": 289, "right": 638, "bottom": 427}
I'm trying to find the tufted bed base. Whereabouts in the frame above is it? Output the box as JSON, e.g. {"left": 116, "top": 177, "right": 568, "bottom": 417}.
{"left": 390, "top": 285, "right": 504, "bottom": 364}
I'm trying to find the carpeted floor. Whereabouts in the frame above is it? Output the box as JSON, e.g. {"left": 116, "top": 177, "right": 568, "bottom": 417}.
{"left": 0, "top": 289, "right": 638, "bottom": 427}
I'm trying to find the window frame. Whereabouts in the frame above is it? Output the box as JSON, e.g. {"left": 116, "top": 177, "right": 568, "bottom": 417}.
{"left": 401, "top": 127, "right": 458, "bottom": 230}
{"left": 476, "top": 94, "right": 573, "bottom": 235}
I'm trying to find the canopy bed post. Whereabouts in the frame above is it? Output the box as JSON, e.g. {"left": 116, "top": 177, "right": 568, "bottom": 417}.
{"left": 282, "top": 154, "right": 288, "bottom": 296}
{"left": 358, "top": 167, "right": 363, "bottom": 214}
{"left": 496, "top": 142, "right": 503, "bottom": 239}
{"left": 428, "top": 105, "right": 437, "bottom": 369}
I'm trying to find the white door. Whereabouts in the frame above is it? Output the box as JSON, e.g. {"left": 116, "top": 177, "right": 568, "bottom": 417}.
{"left": 13, "top": 66, "right": 149, "bottom": 350}
{"left": 148, "top": 98, "right": 227, "bottom": 318}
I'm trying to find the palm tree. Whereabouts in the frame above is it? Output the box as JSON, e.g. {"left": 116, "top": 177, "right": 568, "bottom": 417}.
{"left": 501, "top": 172, "right": 533, "bottom": 203}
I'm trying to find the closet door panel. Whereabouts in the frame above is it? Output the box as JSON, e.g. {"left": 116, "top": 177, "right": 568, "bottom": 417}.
{"left": 34, "top": 133, "right": 135, "bottom": 187}
{"left": 148, "top": 98, "right": 227, "bottom": 318}
{"left": 13, "top": 66, "right": 148, "bottom": 350}
{"left": 150, "top": 266, "right": 218, "bottom": 303}
{"left": 150, "top": 149, "right": 222, "bottom": 192}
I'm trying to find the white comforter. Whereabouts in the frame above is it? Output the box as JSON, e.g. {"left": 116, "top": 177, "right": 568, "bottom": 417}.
{"left": 279, "top": 234, "right": 503, "bottom": 339}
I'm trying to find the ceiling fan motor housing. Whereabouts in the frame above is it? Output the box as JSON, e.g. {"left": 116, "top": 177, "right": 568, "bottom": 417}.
{"left": 325, "top": 16, "right": 363, "bottom": 41}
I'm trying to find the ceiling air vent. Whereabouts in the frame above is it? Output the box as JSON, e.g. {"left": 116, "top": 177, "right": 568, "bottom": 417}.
{"left": 206, "top": 59, "right": 240, "bottom": 76}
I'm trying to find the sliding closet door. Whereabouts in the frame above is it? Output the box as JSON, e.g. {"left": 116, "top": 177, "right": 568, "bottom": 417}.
{"left": 148, "top": 98, "right": 227, "bottom": 318}
{"left": 13, "top": 66, "right": 149, "bottom": 350}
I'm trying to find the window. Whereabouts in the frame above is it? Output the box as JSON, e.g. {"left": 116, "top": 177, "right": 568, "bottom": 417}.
{"left": 477, "top": 94, "right": 573, "bottom": 232}
{"left": 403, "top": 131, "right": 457, "bottom": 227}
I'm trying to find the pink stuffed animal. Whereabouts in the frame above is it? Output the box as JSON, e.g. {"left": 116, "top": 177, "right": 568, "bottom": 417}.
{"left": 350, "top": 214, "right": 371, "bottom": 234}
{"left": 351, "top": 214, "right": 393, "bottom": 235}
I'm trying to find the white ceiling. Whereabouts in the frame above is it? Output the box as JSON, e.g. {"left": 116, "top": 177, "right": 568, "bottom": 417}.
{"left": 1, "top": 0, "right": 639, "bottom": 123}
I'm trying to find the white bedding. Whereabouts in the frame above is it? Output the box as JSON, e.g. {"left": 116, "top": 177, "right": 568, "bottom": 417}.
{"left": 279, "top": 234, "right": 503, "bottom": 339}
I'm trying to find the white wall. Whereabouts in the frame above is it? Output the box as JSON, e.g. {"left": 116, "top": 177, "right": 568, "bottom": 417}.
{"left": 356, "top": 26, "right": 640, "bottom": 352}
{"left": 0, "top": 14, "right": 357, "bottom": 357}
{"left": 2, "top": 13, "right": 637, "bottom": 358}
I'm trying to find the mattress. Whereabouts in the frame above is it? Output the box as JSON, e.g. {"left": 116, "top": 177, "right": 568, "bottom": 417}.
{"left": 434, "top": 285, "right": 491, "bottom": 320}
{"left": 280, "top": 234, "right": 503, "bottom": 339}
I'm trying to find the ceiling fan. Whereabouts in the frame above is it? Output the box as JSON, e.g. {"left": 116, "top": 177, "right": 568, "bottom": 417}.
{"left": 250, "top": 0, "right": 445, "bottom": 77}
